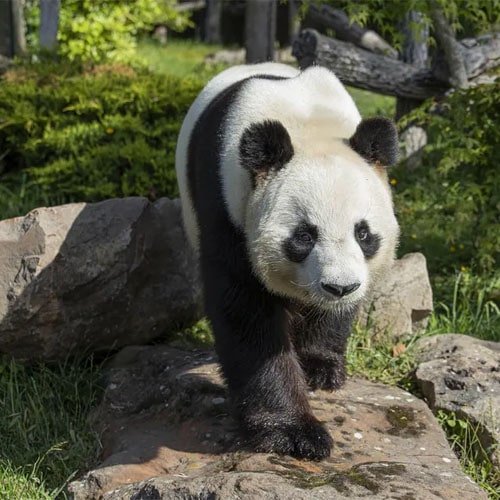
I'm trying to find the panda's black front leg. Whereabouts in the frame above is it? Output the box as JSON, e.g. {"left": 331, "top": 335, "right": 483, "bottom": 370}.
{"left": 291, "top": 308, "right": 357, "bottom": 391}
{"left": 203, "top": 265, "right": 333, "bottom": 460}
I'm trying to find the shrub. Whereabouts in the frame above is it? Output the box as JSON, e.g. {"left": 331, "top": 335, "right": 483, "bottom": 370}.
{"left": 25, "top": 0, "right": 191, "bottom": 63}
{"left": 395, "top": 83, "right": 500, "bottom": 275}
{"left": 0, "top": 63, "right": 203, "bottom": 207}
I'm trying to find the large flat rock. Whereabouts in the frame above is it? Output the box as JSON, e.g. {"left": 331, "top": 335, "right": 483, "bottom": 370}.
{"left": 67, "top": 346, "right": 486, "bottom": 499}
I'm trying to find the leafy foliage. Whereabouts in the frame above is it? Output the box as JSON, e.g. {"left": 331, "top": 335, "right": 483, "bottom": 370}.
{"left": 25, "top": 0, "right": 191, "bottom": 63}
{"left": 318, "top": 0, "right": 500, "bottom": 48}
{"left": 394, "top": 83, "right": 500, "bottom": 275}
{"left": 0, "top": 62, "right": 204, "bottom": 208}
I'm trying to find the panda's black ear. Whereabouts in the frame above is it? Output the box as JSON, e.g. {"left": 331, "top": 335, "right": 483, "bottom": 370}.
{"left": 349, "top": 117, "right": 399, "bottom": 167}
{"left": 239, "top": 120, "right": 294, "bottom": 184}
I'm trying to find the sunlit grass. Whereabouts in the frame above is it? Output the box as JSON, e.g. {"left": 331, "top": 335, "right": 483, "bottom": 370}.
{"left": 348, "top": 86, "right": 396, "bottom": 117}
{"left": 135, "top": 38, "right": 227, "bottom": 78}
{"left": 428, "top": 271, "right": 500, "bottom": 342}
{"left": 346, "top": 324, "right": 419, "bottom": 388}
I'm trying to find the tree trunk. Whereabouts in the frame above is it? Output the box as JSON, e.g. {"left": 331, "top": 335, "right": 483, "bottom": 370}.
{"left": 0, "top": 0, "right": 26, "bottom": 58}
{"left": 396, "top": 10, "right": 429, "bottom": 120}
{"left": 293, "top": 29, "right": 447, "bottom": 100}
{"left": 11, "top": 0, "right": 26, "bottom": 56}
{"left": 245, "top": 0, "right": 277, "bottom": 63}
{"left": 303, "top": 3, "right": 397, "bottom": 58}
{"left": 40, "top": 0, "right": 60, "bottom": 53}
{"left": 288, "top": 0, "right": 300, "bottom": 44}
{"left": 204, "top": 0, "right": 222, "bottom": 44}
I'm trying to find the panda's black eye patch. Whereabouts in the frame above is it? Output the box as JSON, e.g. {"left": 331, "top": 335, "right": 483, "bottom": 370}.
{"left": 355, "top": 220, "right": 381, "bottom": 259}
{"left": 283, "top": 222, "right": 318, "bottom": 263}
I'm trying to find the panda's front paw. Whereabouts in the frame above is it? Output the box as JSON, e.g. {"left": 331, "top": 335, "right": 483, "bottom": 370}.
{"left": 251, "top": 416, "right": 333, "bottom": 460}
{"left": 302, "top": 354, "right": 346, "bottom": 391}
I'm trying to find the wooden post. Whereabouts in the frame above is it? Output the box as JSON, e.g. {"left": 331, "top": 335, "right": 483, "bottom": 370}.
{"left": 40, "top": 0, "right": 60, "bottom": 53}
{"left": 245, "top": 0, "right": 277, "bottom": 63}
{"left": 205, "top": 0, "right": 222, "bottom": 44}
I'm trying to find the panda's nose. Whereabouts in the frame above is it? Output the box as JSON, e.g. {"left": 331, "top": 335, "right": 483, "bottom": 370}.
{"left": 321, "top": 282, "right": 360, "bottom": 298}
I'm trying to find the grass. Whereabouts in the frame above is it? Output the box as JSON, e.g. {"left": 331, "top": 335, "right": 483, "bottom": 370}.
{"left": 135, "top": 38, "right": 227, "bottom": 78}
{"left": 348, "top": 86, "right": 395, "bottom": 118}
{"left": 437, "top": 410, "right": 500, "bottom": 498}
{"left": 0, "top": 357, "right": 103, "bottom": 499}
{"left": 428, "top": 271, "right": 500, "bottom": 342}
{"left": 346, "top": 324, "right": 419, "bottom": 388}
{"left": 0, "top": 173, "right": 60, "bottom": 222}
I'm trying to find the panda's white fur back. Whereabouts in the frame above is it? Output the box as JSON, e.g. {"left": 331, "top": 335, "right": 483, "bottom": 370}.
{"left": 175, "top": 63, "right": 362, "bottom": 251}
{"left": 176, "top": 62, "right": 299, "bottom": 251}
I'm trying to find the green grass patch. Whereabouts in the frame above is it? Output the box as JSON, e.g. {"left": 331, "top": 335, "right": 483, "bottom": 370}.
{"left": 0, "top": 460, "right": 56, "bottom": 500}
{"left": 428, "top": 271, "right": 500, "bottom": 342}
{"left": 348, "top": 86, "right": 396, "bottom": 118}
{"left": 0, "top": 357, "right": 103, "bottom": 497}
{"left": 135, "top": 39, "right": 227, "bottom": 78}
{"left": 346, "top": 325, "right": 419, "bottom": 388}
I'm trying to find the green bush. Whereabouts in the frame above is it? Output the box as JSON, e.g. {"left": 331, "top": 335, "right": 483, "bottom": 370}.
{"left": 25, "top": 0, "right": 191, "bottom": 63}
{"left": 395, "top": 83, "right": 500, "bottom": 275}
{"left": 0, "top": 63, "right": 203, "bottom": 208}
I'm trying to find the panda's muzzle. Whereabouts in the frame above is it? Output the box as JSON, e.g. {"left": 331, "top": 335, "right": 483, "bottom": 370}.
{"left": 321, "top": 281, "right": 360, "bottom": 298}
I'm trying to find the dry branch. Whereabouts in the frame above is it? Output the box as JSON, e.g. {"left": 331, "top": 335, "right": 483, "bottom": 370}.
{"left": 303, "top": 3, "right": 397, "bottom": 59}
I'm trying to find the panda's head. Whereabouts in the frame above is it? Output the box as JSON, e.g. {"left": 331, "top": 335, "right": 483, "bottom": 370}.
{"left": 241, "top": 117, "right": 399, "bottom": 312}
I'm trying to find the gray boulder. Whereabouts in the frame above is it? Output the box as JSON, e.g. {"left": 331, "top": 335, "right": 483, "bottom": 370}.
{"left": 414, "top": 333, "right": 500, "bottom": 466}
{"left": 0, "top": 197, "right": 202, "bottom": 361}
{"left": 358, "top": 252, "right": 433, "bottom": 337}
{"left": 67, "top": 346, "right": 486, "bottom": 499}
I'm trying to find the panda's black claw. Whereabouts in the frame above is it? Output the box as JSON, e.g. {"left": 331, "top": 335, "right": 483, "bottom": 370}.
{"left": 251, "top": 416, "right": 333, "bottom": 461}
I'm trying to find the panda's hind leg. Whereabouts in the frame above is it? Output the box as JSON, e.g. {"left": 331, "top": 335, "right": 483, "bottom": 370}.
{"left": 290, "top": 307, "right": 357, "bottom": 391}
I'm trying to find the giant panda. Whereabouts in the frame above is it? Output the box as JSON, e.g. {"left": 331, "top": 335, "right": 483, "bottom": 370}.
{"left": 175, "top": 62, "right": 399, "bottom": 460}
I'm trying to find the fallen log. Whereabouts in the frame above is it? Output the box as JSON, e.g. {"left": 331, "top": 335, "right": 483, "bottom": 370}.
{"left": 293, "top": 29, "right": 500, "bottom": 100}
{"left": 292, "top": 29, "right": 447, "bottom": 100}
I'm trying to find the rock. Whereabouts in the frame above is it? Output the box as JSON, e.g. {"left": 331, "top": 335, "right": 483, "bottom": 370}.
{"left": 204, "top": 47, "right": 295, "bottom": 65}
{"left": 401, "top": 125, "right": 427, "bottom": 170}
{"left": 358, "top": 253, "right": 433, "bottom": 338}
{"left": 414, "top": 333, "right": 500, "bottom": 466}
{"left": 0, "top": 55, "right": 13, "bottom": 75}
{"left": 67, "top": 346, "right": 486, "bottom": 499}
{"left": 0, "top": 198, "right": 202, "bottom": 361}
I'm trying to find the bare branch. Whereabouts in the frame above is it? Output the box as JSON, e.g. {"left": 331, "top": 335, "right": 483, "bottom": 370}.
{"left": 429, "top": 7, "right": 468, "bottom": 88}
